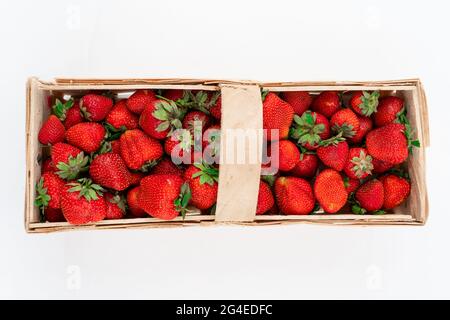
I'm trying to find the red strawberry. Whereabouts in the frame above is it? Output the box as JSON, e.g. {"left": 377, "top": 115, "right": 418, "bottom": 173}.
{"left": 184, "top": 164, "right": 218, "bottom": 210}
{"left": 127, "top": 186, "right": 147, "bottom": 218}
{"left": 80, "top": 94, "right": 113, "bottom": 121}
{"left": 343, "top": 176, "right": 360, "bottom": 193}
{"left": 52, "top": 99, "right": 83, "bottom": 129}
{"left": 89, "top": 153, "right": 131, "bottom": 191}
{"left": 354, "top": 179, "right": 384, "bottom": 213}
{"left": 209, "top": 96, "right": 221, "bottom": 120}
{"left": 182, "top": 111, "right": 211, "bottom": 135}
{"left": 163, "top": 89, "right": 185, "bottom": 102}
{"left": 348, "top": 116, "right": 373, "bottom": 144}
{"left": 316, "top": 135, "right": 349, "bottom": 171}
{"left": 372, "top": 158, "right": 394, "bottom": 174}
{"left": 274, "top": 176, "right": 315, "bottom": 215}
{"left": 366, "top": 123, "right": 408, "bottom": 165}
{"left": 139, "top": 99, "right": 185, "bottom": 140}
{"left": 281, "top": 91, "right": 312, "bottom": 115}
{"left": 373, "top": 96, "right": 404, "bottom": 127}
{"left": 60, "top": 178, "right": 107, "bottom": 224}
{"left": 330, "top": 108, "right": 360, "bottom": 138}
{"left": 263, "top": 92, "right": 294, "bottom": 141}
{"left": 127, "top": 89, "right": 157, "bottom": 114}
{"left": 344, "top": 147, "right": 373, "bottom": 179}
{"left": 290, "top": 111, "right": 330, "bottom": 150}
{"left": 51, "top": 143, "right": 88, "bottom": 180}
{"left": 349, "top": 91, "right": 380, "bottom": 116}
{"left": 110, "top": 139, "right": 121, "bottom": 154}
{"left": 138, "top": 174, "right": 190, "bottom": 220}
{"left": 289, "top": 153, "right": 318, "bottom": 178}
{"left": 66, "top": 122, "right": 106, "bottom": 153}
{"left": 129, "top": 171, "right": 145, "bottom": 186}
{"left": 314, "top": 169, "right": 348, "bottom": 213}
{"left": 44, "top": 208, "right": 66, "bottom": 222}
{"left": 164, "top": 129, "right": 193, "bottom": 164}
{"left": 38, "top": 115, "right": 65, "bottom": 145}
{"left": 256, "top": 181, "right": 275, "bottom": 215}
{"left": 42, "top": 159, "right": 56, "bottom": 173}
{"left": 273, "top": 140, "right": 300, "bottom": 172}
{"left": 151, "top": 157, "right": 184, "bottom": 176}
{"left": 380, "top": 174, "right": 411, "bottom": 209}
{"left": 106, "top": 100, "right": 139, "bottom": 130}
{"left": 119, "top": 129, "right": 163, "bottom": 170}
{"left": 311, "top": 91, "right": 341, "bottom": 118}
{"left": 34, "top": 172, "right": 65, "bottom": 210}
{"left": 104, "top": 193, "right": 126, "bottom": 219}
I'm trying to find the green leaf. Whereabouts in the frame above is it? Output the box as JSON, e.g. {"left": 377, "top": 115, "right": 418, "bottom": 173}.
{"left": 156, "top": 121, "right": 170, "bottom": 132}
{"left": 152, "top": 108, "right": 169, "bottom": 121}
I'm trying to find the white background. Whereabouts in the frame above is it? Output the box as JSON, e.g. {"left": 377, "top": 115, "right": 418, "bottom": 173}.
{"left": 0, "top": 0, "right": 448, "bottom": 299}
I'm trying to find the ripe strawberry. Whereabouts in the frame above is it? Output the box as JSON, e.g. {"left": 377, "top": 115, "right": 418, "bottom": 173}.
{"left": 106, "top": 100, "right": 139, "bottom": 130}
{"left": 281, "top": 91, "right": 312, "bottom": 115}
{"left": 163, "top": 89, "right": 185, "bottom": 102}
{"left": 209, "top": 96, "right": 222, "bottom": 120}
{"left": 52, "top": 99, "right": 84, "bottom": 129}
{"left": 372, "top": 158, "right": 394, "bottom": 174}
{"left": 127, "top": 186, "right": 147, "bottom": 218}
{"left": 127, "top": 89, "right": 157, "bottom": 114}
{"left": 344, "top": 148, "right": 373, "bottom": 179}
{"left": 256, "top": 181, "right": 275, "bottom": 215}
{"left": 184, "top": 164, "right": 218, "bottom": 210}
{"left": 182, "top": 111, "right": 211, "bottom": 135}
{"left": 104, "top": 193, "right": 126, "bottom": 219}
{"left": 311, "top": 91, "right": 341, "bottom": 118}
{"left": 349, "top": 91, "right": 380, "bottom": 116}
{"left": 314, "top": 169, "right": 348, "bottom": 213}
{"left": 373, "top": 96, "right": 404, "bottom": 127}
{"left": 66, "top": 122, "right": 106, "bottom": 153}
{"left": 290, "top": 111, "right": 330, "bottom": 150}
{"left": 380, "top": 174, "right": 411, "bottom": 209}
{"left": 80, "top": 94, "right": 113, "bottom": 121}
{"left": 42, "top": 158, "right": 56, "bottom": 173}
{"left": 129, "top": 171, "right": 145, "bottom": 186}
{"left": 89, "top": 153, "right": 131, "bottom": 191}
{"left": 348, "top": 116, "right": 373, "bottom": 144}
{"left": 366, "top": 123, "right": 408, "bottom": 165}
{"left": 139, "top": 99, "right": 185, "bottom": 140}
{"left": 164, "top": 129, "right": 193, "bottom": 164}
{"left": 34, "top": 172, "right": 65, "bottom": 210}
{"left": 273, "top": 140, "right": 300, "bottom": 172}
{"left": 316, "top": 135, "right": 349, "bottom": 171}
{"left": 38, "top": 115, "right": 65, "bottom": 145}
{"left": 263, "top": 92, "right": 294, "bottom": 141}
{"left": 119, "top": 129, "right": 163, "bottom": 170}
{"left": 44, "top": 208, "right": 66, "bottom": 222}
{"left": 138, "top": 174, "right": 190, "bottom": 220}
{"left": 274, "top": 176, "right": 315, "bottom": 215}
{"left": 353, "top": 179, "right": 384, "bottom": 214}
{"left": 110, "top": 139, "right": 121, "bottom": 154}
{"left": 330, "top": 108, "right": 360, "bottom": 138}
{"left": 343, "top": 176, "right": 360, "bottom": 194}
{"left": 51, "top": 143, "right": 88, "bottom": 180}
{"left": 151, "top": 157, "right": 184, "bottom": 176}
{"left": 289, "top": 153, "right": 318, "bottom": 178}
{"left": 60, "top": 178, "right": 107, "bottom": 224}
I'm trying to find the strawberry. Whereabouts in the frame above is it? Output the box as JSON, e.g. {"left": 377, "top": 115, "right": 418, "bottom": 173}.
{"left": 190, "top": 91, "right": 221, "bottom": 117}
{"left": 372, "top": 158, "right": 394, "bottom": 174}
{"left": 60, "top": 178, "right": 107, "bottom": 224}
{"left": 273, "top": 140, "right": 300, "bottom": 172}
{"left": 373, "top": 96, "right": 404, "bottom": 127}
{"left": 184, "top": 164, "right": 219, "bottom": 210}
{"left": 163, "top": 89, "right": 185, "bottom": 102}
{"left": 263, "top": 92, "right": 294, "bottom": 141}
{"left": 343, "top": 176, "right": 360, "bottom": 194}
{"left": 104, "top": 193, "right": 126, "bottom": 220}
{"left": 182, "top": 111, "right": 211, "bottom": 135}
{"left": 316, "top": 135, "right": 349, "bottom": 171}
{"left": 380, "top": 174, "right": 411, "bottom": 209}
{"left": 52, "top": 99, "right": 84, "bottom": 129}
{"left": 311, "top": 91, "right": 341, "bottom": 118}
{"left": 366, "top": 123, "right": 408, "bottom": 165}
{"left": 164, "top": 129, "right": 194, "bottom": 164}
{"left": 139, "top": 99, "right": 185, "bottom": 140}
{"left": 274, "top": 176, "right": 315, "bottom": 215}
{"left": 34, "top": 172, "right": 65, "bottom": 210}
{"left": 119, "top": 129, "right": 163, "bottom": 170}
{"left": 349, "top": 91, "right": 380, "bottom": 116}
{"left": 38, "top": 115, "right": 65, "bottom": 145}
{"left": 209, "top": 96, "right": 221, "bottom": 120}
{"left": 348, "top": 116, "right": 372, "bottom": 144}
{"left": 42, "top": 159, "right": 56, "bottom": 173}
{"left": 110, "top": 139, "right": 121, "bottom": 154}
{"left": 44, "top": 208, "right": 66, "bottom": 222}
{"left": 51, "top": 143, "right": 89, "bottom": 180}
{"left": 66, "top": 122, "right": 106, "bottom": 153}
{"left": 89, "top": 153, "right": 131, "bottom": 191}
{"left": 80, "top": 94, "right": 113, "bottom": 121}
{"left": 138, "top": 174, "right": 190, "bottom": 220}
{"left": 344, "top": 147, "right": 373, "bottom": 179}
{"left": 127, "top": 186, "right": 147, "bottom": 218}
{"left": 290, "top": 111, "right": 330, "bottom": 150}
{"left": 330, "top": 108, "right": 360, "bottom": 138}
{"left": 314, "top": 169, "right": 348, "bottom": 213}
{"left": 151, "top": 157, "right": 184, "bottom": 176}
{"left": 256, "top": 181, "right": 275, "bottom": 215}
{"left": 202, "top": 125, "right": 221, "bottom": 162}
{"left": 106, "top": 100, "right": 139, "bottom": 130}
{"left": 281, "top": 91, "right": 312, "bottom": 115}
{"left": 127, "top": 89, "right": 157, "bottom": 114}
{"left": 353, "top": 179, "right": 384, "bottom": 213}
{"left": 289, "top": 153, "right": 318, "bottom": 178}
{"left": 129, "top": 171, "right": 145, "bottom": 186}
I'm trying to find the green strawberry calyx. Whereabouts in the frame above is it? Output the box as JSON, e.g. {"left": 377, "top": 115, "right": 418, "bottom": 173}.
{"left": 52, "top": 98, "right": 74, "bottom": 121}
{"left": 56, "top": 152, "right": 89, "bottom": 180}
{"left": 152, "top": 99, "right": 186, "bottom": 135}
{"left": 396, "top": 109, "right": 421, "bottom": 153}
{"left": 331, "top": 122, "right": 356, "bottom": 138}
{"left": 108, "top": 194, "right": 127, "bottom": 212}
{"left": 350, "top": 150, "right": 374, "bottom": 178}
{"left": 358, "top": 91, "right": 380, "bottom": 116}
{"left": 34, "top": 178, "right": 50, "bottom": 212}
{"left": 318, "top": 132, "right": 345, "bottom": 147}
{"left": 174, "top": 182, "right": 192, "bottom": 219}
{"left": 192, "top": 163, "right": 219, "bottom": 186}
{"left": 67, "top": 178, "right": 104, "bottom": 201}
{"left": 290, "top": 111, "right": 326, "bottom": 147}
